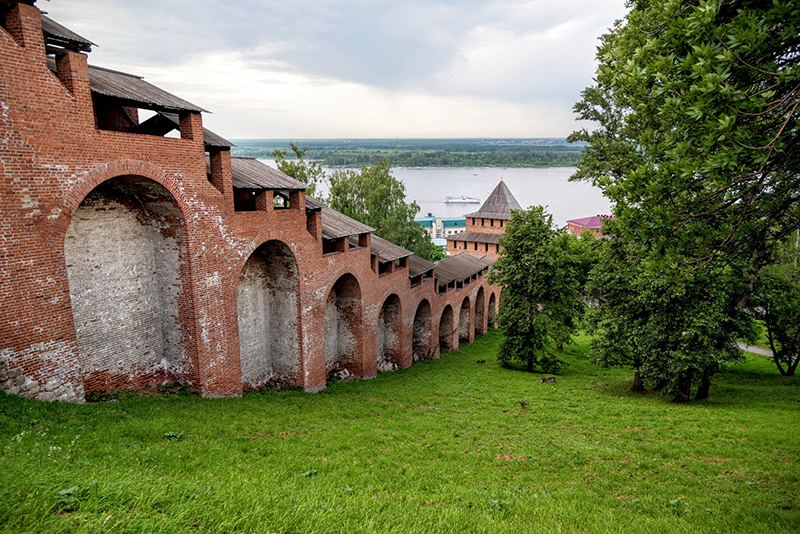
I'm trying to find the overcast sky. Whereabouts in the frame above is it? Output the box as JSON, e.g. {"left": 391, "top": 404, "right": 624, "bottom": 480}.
{"left": 43, "top": 0, "right": 628, "bottom": 138}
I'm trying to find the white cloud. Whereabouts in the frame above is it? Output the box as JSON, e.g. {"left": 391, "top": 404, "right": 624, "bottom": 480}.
{"left": 43, "top": 0, "right": 629, "bottom": 138}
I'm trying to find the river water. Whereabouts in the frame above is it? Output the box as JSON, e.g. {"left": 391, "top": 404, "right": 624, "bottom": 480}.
{"left": 258, "top": 160, "right": 611, "bottom": 228}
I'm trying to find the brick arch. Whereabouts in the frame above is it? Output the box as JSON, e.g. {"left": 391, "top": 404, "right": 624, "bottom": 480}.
{"left": 62, "top": 159, "right": 192, "bottom": 222}
{"left": 412, "top": 298, "right": 434, "bottom": 361}
{"left": 474, "top": 286, "right": 486, "bottom": 336}
{"left": 231, "top": 234, "right": 305, "bottom": 291}
{"left": 488, "top": 291, "right": 498, "bottom": 329}
{"left": 439, "top": 304, "right": 456, "bottom": 352}
{"left": 322, "top": 268, "right": 368, "bottom": 299}
{"left": 63, "top": 169, "right": 192, "bottom": 395}
{"left": 459, "top": 296, "right": 471, "bottom": 343}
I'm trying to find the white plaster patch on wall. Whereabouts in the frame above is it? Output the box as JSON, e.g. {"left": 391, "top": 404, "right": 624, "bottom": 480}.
{"left": 202, "top": 272, "right": 221, "bottom": 289}
{"left": 56, "top": 166, "right": 88, "bottom": 200}
{"left": 0, "top": 101, "right": 10, "bottom": 143}
{"left": 198, "top": 314, "right": 210, "bottom": 345}
{"left": 20, "top": 193, "right": 38, "bottom": 209}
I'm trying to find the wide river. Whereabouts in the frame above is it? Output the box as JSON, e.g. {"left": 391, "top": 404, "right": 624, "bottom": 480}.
{"left": 258, "top": 161, "right": 612, "bottom": 228}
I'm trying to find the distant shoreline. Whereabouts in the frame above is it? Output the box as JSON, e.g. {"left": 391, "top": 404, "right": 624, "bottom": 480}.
{"left": 321, "top": 164, "right": 579, "bottom": 170}
{"left": 233, "top": 138, "right": 583, "bottom": 169}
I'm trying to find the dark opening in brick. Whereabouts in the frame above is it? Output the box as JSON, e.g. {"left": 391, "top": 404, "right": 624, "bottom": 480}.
{"left": 439, "top": 305, "right": 455, "bottom": 352}
{"left": 413, "top": 299, "right": 433, "bottom": 361}
{"left": 377, "top": 294, "right": 402, "bottom": 371}
{"left": 459, "top": 297, "right": 470, "bottom": 343}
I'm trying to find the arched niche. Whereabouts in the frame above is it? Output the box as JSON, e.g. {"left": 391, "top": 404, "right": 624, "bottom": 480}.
{"left": 412, "top": 299, "right": 434, "bottom": 361}
{"left": 237, "top": 240, "right": 301, "bottom": 389}
{"left": 377, "top": 294, "right": 402, "bottom": 371}
{"left": 459, "top": 297, "right": 471, "bottom": 343}
{"left": 488, "top": 292, "right": 497, "bottom": 329}
{"left": 475, "top": 286, "right": 486, "bottom": 336}
{"left": 324, "top": 273, "right": 362, "bottom": 379}
{"left": 64, "top": 175, "right": 188, "bottom": 395}
{"left": 439, "top": 304, "right": 455, "bottom": 352}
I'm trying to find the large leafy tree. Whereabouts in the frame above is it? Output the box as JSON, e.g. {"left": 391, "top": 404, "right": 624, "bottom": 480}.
{"left": 328, "top": 159, "right": 445, "bottom": 262}
{"left": 571, "top": 0, "right": 799, "bottom": 399}
{"left": 586, "top": 225, "right": 755, "bottom": 400}
{"left": 489, "top": 207, "right": 585, "bottom": 373}
{"left": 572, "top": 0, "right": 800, "bottom": 274}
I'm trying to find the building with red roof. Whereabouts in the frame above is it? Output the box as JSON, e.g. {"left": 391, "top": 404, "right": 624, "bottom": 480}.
{"left": 566, "top": 215, "right": 614, "bottom": 237}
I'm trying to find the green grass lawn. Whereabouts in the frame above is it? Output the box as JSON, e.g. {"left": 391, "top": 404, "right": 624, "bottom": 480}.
{"left": 0, "top": 331, "right": 798, "bottom": 533}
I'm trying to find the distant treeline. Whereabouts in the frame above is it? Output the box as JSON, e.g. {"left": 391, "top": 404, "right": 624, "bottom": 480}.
{"left": 231, "top": 139, "right": 584, "bottom": 168}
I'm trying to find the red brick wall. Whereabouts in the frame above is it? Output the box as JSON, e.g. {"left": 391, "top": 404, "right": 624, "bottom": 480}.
{"left": 465, "top": 217, "right": 507, "bottom": 235}
{"left": 446, "top": 239, "right": 502, "bottom": 260}
{"left": 0, "top": 4, "right": 501, "bottom": 402}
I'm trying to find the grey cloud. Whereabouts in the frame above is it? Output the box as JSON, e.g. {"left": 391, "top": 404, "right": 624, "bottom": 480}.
{"left": 46, "top": 0, "right": 625, "bottom": 105}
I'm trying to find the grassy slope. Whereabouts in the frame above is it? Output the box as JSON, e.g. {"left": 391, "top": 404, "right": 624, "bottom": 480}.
{"left": 0, "top": 331, "right": 797, "bottom": 533}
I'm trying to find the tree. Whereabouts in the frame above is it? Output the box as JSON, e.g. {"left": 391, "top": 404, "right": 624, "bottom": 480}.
{"left": 561, "top": 230, "right": 604, "bottom": 298}
{"left": 572, "top": 0, "right": 800, "bottom": 276}
{"left": 749, "top": 230, "right": 800, "bottom": 376}
{"left": 327, "top": 158, "right": 444, "bottom": 262}
{"left": 489, "top": 207, "right": 584, "bottom": 373}
{"left": 272, "top": 143, "right": 326, "bottom": 199}
{"left": 570, "top": 0, "right": 800, "bottom": 399}
{"left": 586, "top": 226, "right": 754, "bottom": 400}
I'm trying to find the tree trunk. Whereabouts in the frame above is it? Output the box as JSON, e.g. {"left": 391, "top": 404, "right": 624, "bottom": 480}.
{"left": 695, "top": 362, "right": 718, "bottom": 400}
{"left": 630, "top": 370, "right": 645, "bottom": 393}
{"left": 672, "top": 374, "right": 692, "bottom": 403}
{"left": 767, "top": 323, "right": 789, "bottom": 375}
{"left": 526, "top": 358, "right": 534, "bottom": 373}
{"left": 695, "top": 375, "right": 711, "bottom": 400}
{"left": 787, "top": 356, "right": 798, "bottom": 377}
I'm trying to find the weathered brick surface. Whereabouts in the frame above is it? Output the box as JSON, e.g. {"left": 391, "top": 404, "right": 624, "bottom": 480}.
{"left": 0, "top": 3, "right": 500, "bottom": 402}
{"left": 446, "top": 215, "right": 507, "bottom": 260}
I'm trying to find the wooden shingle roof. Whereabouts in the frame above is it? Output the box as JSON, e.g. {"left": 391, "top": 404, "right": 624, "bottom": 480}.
{"left": 88, "top": 64, "right": 208, "bottom": 113}
{"left": 228, "top": 157, "right": 306, "bottom": 190}
{"left": 41, "top": 14, "right": 95, "bottom": 53}
{"left": 408, "top": 254, "right": 435, "bottom": 277}
{"left": 370, "top": 235, "right": 412, "bottom": 262}
{"left": 305, "top": 198, "right": 374, "bottom": 239}
{"left": 433, "top": 253, "right": 494, "bottom": 286}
